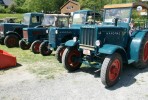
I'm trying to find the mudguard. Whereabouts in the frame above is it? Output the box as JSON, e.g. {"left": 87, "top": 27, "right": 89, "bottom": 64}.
{"left": 6, "top": 31, "right": 21, "bottom": 39}
{"left": 99, "top": 44, "right": 127, "bottom": 63}
{"left": 129, "top": 30, "right": 148, "bottom": 61}
{"left": 65, "top": 40, "right": 79, "bottom": 47}
{"left": 99, "top": 44, "right": 125, "bottom": 54}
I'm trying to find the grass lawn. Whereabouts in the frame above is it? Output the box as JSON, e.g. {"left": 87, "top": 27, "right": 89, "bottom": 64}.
{"left": 0, "top": 13, "right": 23, "bottom": 22}
{"left": 0, "top": 45, "right": 65, "bottom": 79}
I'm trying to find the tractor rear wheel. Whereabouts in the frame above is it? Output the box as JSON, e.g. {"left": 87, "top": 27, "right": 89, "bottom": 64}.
{"left": 62, "top": 47, "right": 82, "bottom": 72}
{"left": 55, "top": 45, "right": 66, "bottom": 63}
{"left": 133, "top": 33, "right": 148, "bottom": 68}
{"left": 39, "top": 41, "right": 52, "bottom": 56}
{"left": 31, "top": 40, "right": 41, "bottom": 54}
{"left": 4, "top": 35, "right": 19, "bottom": 48}
{"left": 101, "top": 53, "right": 122, "bottom": 87}
{"left": 0, "top": 38, "right": 4, "bottom": 45}
{"left": 19, "top": 40, "right": 31, "bottom": 50}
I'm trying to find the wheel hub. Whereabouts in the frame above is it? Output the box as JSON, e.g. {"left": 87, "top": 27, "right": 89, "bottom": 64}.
{"left": 109, "top": 59, "right": 120, "bottom": 81}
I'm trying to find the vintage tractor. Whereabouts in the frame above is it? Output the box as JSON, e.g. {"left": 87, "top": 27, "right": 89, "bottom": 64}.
{"left": 39, "top": 10, "right": 100, "bottom": 57}
{"left": 0, "top": 13, "right": 43, "bottom": 48}
{"left": 61, "top": 2, "right": 148, "bottom": 87}
{"left": 19, "top": 14, "right": 69, "bottom": 54}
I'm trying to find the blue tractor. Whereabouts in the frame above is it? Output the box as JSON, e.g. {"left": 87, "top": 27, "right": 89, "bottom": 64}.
{"left": 0, "top": 13, "right": 43, "bottom": 48}
{"left": 19, "top": 14, "right": 69, "bottom": 54}
{"left": 61, "top": 2, "right": 148, "bottom": 87}
{"left": 39, "top": 10, "right": 101, "bottom": 57}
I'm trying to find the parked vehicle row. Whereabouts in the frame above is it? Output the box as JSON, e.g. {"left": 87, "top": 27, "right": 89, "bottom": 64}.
{"left": 0, "top": 2, "right": 148, "bottom": 87}
{"left": 0, "top": 13, "right": 43, "bottom": 47}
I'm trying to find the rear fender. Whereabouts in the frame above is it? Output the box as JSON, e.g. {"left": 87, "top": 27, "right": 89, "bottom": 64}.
{"left": 129, "top": 30, "right": 148, "bottom": 61}
{"left": 5, "top": 31, "right": 21, "bottom": 39}
{"left": 99, "top": 44, "right": 128, "bottom": 63}
{"left": 65, "top": 40, "right": 79, "bottom": 47}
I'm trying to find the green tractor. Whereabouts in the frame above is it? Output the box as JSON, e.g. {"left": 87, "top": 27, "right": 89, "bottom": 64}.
{"left": 59, "top": 2, "right": 148, "bottom": 87}
{"left": 0, "top": 13, "right": 43, "bottom": 48}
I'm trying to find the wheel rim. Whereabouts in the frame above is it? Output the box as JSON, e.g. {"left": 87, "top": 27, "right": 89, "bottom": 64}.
{"left": 21, "top": 41, "right": 29, "bottom": 49}
{"left": 109, "top": 59, "right": 121, "bottom": 82}
{"left": 43, "top": 45, "right": 50, "bottom": 54}
{"left": 7, "top": 37, "right": 16, "bottom": 46}
{"left": 33, "top": 42, "right": 40, "bottom": 52}
{"left": 143, "top": 41, "right": 148, "bottom": 62}
{"left": 67, "top": 49, "right": 80, "bottom": 67}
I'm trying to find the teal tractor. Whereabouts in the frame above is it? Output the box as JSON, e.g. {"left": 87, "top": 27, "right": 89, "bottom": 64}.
{"left": 61, "top": 2, "right": 148, "bottom": 87}
{"left": 19, "top": 14, "right": 69, "bottom": 54}
{"left": 39, "top": 10, "right": 101, "bottom": 56}
{"left": 0, "top": 13, "right": 43, "bottom": 48}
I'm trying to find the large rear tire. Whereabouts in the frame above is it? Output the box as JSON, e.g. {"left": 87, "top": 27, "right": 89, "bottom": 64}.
{"left": 101, "top": 53, "right": 122, "bottom": 87}
{"left": 4, "top": 35, "right": 19, "bottom": 48}
{"left": 133, "top": 33, "right": 148, "bottom": 69}
{"left": 39, "top": 41, "right": 52, "bottom": 56}
{"left": 19, "top": 40, "right": 31, "bottom": 50}
{"left": 31, "top": 40, "right": 41, "bottom": 54}
{"left": 62, "top": 47, "right": 82, "bottom": 72}
{"left": 55, "top": 45, "right": 66, "bottom": 63}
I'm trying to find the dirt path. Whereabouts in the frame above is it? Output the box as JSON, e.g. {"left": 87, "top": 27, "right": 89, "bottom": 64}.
{"left": 0, "top": 64, "right": 148, "bottom": 100}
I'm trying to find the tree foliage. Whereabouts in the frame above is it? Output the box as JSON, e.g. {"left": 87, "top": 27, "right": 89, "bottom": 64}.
{"left": 22, "top": 0, "right": 67, "bottom": 13}
{"left": 0, "top": 0, "right": 147, "bottom": 13}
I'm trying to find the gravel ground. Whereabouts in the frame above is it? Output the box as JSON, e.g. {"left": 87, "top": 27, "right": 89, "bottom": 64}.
{"left": 0, "top": 64, "right": 148, "bottom": 100}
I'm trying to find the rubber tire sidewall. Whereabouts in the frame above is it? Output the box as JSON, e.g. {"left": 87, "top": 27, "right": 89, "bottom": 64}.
{"left": 62, "top": 47, "right": 82, "bottom": 72}
{"left": 101, "top": 53, "right": 122, "bottom": 87}
{"left": 31, "top": 40, "right": 41, "bottom": 54}
{"left": 55, "top": 45, "right": 66, "bottom": 63}
{"left": 39, "top": 41, "right": 52, "bottom": 56}
{"left": 19, "top": 40, "right": 30, "bottom": 50}
{"left": 4, "top": 35, "right": 19, "bottom": 48}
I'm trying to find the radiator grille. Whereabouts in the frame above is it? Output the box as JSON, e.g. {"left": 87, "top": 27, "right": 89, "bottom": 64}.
{"left": 80, "top": 28, "right": 96, "bottom": 46}
{"left": 23, "top": 30, "right": 28, "bottom": 39}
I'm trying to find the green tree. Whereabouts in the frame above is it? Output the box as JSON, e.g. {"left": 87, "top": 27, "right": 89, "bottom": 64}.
{"left": 14, "top": 0, "right": 26, "bottom": 6}
{"left": 23, "top": 0, "right": 67, "bottom": 13}
{"left": 78, "top": 0, "right": 109, "bottom": 10}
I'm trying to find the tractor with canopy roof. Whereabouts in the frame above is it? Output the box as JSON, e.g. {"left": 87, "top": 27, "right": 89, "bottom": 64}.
{"left": 19, "top": 14, "right": 69, "bottom": 54}
{"left": 61, "top": 2, "right": 148, "bottom": 87}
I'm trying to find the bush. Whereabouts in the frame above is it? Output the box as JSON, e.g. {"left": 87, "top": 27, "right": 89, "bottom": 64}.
{"left": 15, "top": 7, "right": 29, "bottom": 13}
{"left": 0, "top": 5, "right": 6, "bottom": 13}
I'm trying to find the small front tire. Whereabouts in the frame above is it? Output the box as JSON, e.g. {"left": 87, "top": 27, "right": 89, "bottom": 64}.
{"left": 101, "top": 53, "right": 122, "bottom": 87}
{"left": 19, "top": 40, "right": 31, "bottom": 50}
{"left": 31, "top": 40, "right": 41, "bottom": 54}
{"left": 39, "top": 41, "right": 52, "bottom": 56}
{"left": 62, "top": 47, "right": 82, "bottom": 72}
{"left": 55, "top": 45, "right": 66, "bottom": 63}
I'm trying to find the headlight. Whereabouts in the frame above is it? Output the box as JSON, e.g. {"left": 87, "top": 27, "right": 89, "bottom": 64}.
{"left": 95, "top": 40, "right": 100, "bottom": 46}
{"left": 46, "top": 30, "right": 48, "bottom": 33}
{"left": 73, "top": 37, "right": 77, "bottom": 42}
{"left": 55, "top": 30, "right": 58, "bottom": 34}
{"left": 0, "top": 32, "right": 4, "bottom": 34}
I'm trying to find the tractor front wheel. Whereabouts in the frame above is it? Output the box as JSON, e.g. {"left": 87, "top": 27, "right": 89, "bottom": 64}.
{"left": 62, "top": 47, "right": 82, "bottom": 72}
{"left": 101, "top": 53, "right": 122, "bottom": 87}
{"left": 55, "top": 45, "right": 66, "bottom": 63}
{"left": 31, "top": 40, "right": 41, "bottom": 54}
{"left": 4, "top": 35, "right": 19, "bottom": 48}
{"left": 133, "top": 33, "right": 148, "bottom": 68}
{"left": 19, "top": 40, "right": 31, "bottom": 50}
{"left": 39, "top": 41, "right": 52, "bottom": 56}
